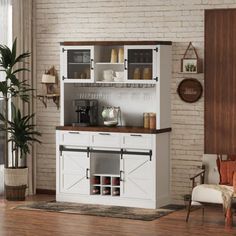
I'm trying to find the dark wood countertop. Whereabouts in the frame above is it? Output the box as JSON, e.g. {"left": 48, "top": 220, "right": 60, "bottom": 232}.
{"left": 56, "top": 126, "right": 172, "bottom": 134}
{"left": 60, "top": 41, "right": 172, "bottom": 46}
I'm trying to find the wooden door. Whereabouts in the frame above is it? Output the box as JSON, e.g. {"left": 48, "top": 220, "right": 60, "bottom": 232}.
{"left": 205, "top": 9, "right": 236, "bottom": 154}
{"left": 60, "top": 151, "right": 90, "bottom": 194}
{"left": 120, "top": 154, "right": 154, "bottom": 199}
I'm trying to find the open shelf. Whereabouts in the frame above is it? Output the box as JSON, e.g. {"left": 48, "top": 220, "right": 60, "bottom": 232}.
{"left": 129, "top": 63, "right": 152, "bottom": 65}
{"left": 96, "top": 62, "right": 124, "bottom": 65}
{"left": 112, "top": 187, "right": 120, "bottom": 196}
{"left": 95, "top": 80, "right": 156, "bottom": 84}
{"left": 68, "top": 62, "right": 90, "bottom": 65}
{"left": 91, "top": 174, "right": 120, "bottom": 196}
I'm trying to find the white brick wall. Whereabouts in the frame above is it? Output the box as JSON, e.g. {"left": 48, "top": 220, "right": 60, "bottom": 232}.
{"left": 34, "top": 0, "right": 236, "bottom": 203}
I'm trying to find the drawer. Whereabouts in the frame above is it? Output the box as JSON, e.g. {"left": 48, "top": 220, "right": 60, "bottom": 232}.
{"left": 59, "top": 131, "right": 90, "bottom": 147}
{"left": 122, "top": 134, "right": 152, "bottom": 150}
{"left": 91, "top": 132, "right": 121, "bottom": 148}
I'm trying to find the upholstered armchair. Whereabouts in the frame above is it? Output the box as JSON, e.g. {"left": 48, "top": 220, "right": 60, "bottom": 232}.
{"left": 186, "top": 154, "right": 236, "bottom": 227}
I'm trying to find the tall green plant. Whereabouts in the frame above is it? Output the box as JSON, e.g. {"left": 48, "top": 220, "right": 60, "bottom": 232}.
{"left": 0, "top": 105, "right": 41, "bottom": 168}
{"left": 0, "top": 39, "right": 36, "bottom": 168}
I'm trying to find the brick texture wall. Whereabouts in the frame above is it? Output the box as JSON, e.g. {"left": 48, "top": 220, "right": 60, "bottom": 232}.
{"left": 34, "top": 0, "right": 236, "bottom": 203}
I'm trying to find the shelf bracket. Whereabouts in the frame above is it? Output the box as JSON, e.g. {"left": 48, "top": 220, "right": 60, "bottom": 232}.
{"left": 37, "top": 94, "right": 60, "bottom": 110}
{"left": 37, "top": 95, "right": 47, "bottom": 108}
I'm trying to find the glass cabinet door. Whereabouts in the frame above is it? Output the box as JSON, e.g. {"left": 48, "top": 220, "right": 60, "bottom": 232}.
{"left": 61, "top": 46, "right": 94, "bottom": 82}
{"left": 124, "top": 46, "right": 158, "bottom": 82}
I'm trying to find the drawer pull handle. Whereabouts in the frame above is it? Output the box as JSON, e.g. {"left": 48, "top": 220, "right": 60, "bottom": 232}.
{"left": 91, "top": 59, "right": 94, "bottom": 70}
{"left": 86, "top": 168, "right": 90, "bottom": 179}
{"left": 120, "top": 170, "right": 124, "bottom": 181}
{"left": 99, "top": 133, "right": 111, "bottom": 135}
{"left": 68, "top": 131, "right": 80, "bottom": 134}
{"left": 124, "top": 59, "right": 128, "bottom": 70}
{"left": 130, "top": 134, "right": 142, "bottom": 137}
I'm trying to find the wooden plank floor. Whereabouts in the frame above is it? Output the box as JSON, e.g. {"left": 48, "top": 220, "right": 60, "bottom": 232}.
{"left": 0, "top": 194, "right": 236, "bottom": 236}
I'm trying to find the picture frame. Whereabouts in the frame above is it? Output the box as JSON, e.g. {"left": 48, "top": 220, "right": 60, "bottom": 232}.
{"left": 181, "top": 42, "right": 203, "bottom": 73}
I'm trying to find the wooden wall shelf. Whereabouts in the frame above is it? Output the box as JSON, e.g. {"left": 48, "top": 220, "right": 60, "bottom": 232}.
{"left": 37, "top": 94, "right": 60, "bottom": 109}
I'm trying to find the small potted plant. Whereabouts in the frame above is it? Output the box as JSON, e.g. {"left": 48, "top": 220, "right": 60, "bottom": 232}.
{"left": 0, "top": 39, "right": 41, "bottom": 200}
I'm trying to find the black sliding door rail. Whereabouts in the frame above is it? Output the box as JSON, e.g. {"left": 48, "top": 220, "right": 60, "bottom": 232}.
{"left": 59, "top": 145, "right": 152, "bottom": 160}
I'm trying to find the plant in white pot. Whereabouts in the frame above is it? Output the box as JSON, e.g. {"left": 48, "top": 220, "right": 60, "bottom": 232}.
{"left": 0, "top": 39, "right": 41, "bottom": 200}
{"left": 0, "top": 105, "right": 41, "bottom": 200}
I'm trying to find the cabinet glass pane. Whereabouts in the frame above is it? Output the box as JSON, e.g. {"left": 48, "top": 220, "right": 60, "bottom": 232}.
{"left": 127, "top": 49, "right": 153, "bottom": 81}
{"left": 67, "top": 50, "right": 91, "bottom": 79}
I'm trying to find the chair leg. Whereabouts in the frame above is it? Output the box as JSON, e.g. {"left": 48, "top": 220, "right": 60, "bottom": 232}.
{"left": 186, "top": 198, "right": 192, "bottom": 222}
{"left": 225, "top": 208, "right": 233, "bottom": 228}
{"left": 202, "top": 206, "right": 204, "bottom": 217}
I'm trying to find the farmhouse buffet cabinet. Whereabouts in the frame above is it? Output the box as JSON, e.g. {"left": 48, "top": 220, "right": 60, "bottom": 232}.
{"left": 56, "top": 41, "right": 172, "bottom": 209}
{"left": 56, "top": 128, "right": 170, "bottom": 208}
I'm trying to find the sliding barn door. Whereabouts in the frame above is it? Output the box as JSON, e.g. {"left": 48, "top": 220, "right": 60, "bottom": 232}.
{"left": 205, "top": 9, "right": 236, "bottom": 154}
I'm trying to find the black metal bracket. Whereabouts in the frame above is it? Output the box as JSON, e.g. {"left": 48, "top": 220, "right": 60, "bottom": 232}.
{"left": 59, "top": 146, "right": 88, "bottom": 153}
{"left": 59, "top": 146, "right": 62, "bottom": 156}
{"left": 62, "top": 76, "right": 66, "bottom": 80}
{"left": 154, "top": 77, "right": 158, "bottom": 82}
{"left": 90, "top": 149, "right": 121, "bottom": 155}
{"left": 87, "top": 147, "right": 90, "bottom": 158}
{"left": 122, "top": 150, "right": 152, "bottom": 157}
{"left": 91, "top": 59, "right": 94, "bottom": 70}
{"left": 86, "top": 168, "right": 89, "bottom": 179}
{"left": 62, "top": 48, "right": 67, "bottom": 53}
{"left": 124, "top": 59, "right": 128, "bottom": 70}
{"left": 121, "top": 148, "right": 123, "bottom": 160}
{"left": 154, "top": 47, "right": 158, "bottom": 52}
{"left": 120, "top": 170, "right": 123, "bottom": 181}
{"left": 149, "top": 150, "right": 152, "bottom": 161}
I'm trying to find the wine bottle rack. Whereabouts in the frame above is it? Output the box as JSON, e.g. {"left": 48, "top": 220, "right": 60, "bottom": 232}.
{"left": 91, "top": 174, "right": 120, "bottom": 196}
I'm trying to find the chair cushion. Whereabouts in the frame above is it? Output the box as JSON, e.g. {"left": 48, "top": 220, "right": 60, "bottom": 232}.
{"left": 218, "top": 161, "right": 228, "bottom": 184}
{"left": 192, "top": 184, "right": 233, "bottom": 204}
{"left": 217, "top": 159, "right": 236, "bottom": 185}
{"left": 228, "top": 162, "right": 236, "bottom": 185}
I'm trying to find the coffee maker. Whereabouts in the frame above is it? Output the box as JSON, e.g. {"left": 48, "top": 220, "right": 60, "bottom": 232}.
{"left": 72, "top": 99, "right": 98, "bottom": 126}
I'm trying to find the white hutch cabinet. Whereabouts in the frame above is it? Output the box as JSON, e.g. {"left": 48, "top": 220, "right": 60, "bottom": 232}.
{"left": 56, "top": 41, "right": 172, "bottom": 209}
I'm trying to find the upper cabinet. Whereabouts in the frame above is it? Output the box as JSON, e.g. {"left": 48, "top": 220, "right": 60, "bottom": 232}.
{"left": 60, "top": 46, "right": 95, "bottom": 83}
{"left": 60, "top": 42, "right": 169, "bottom": 84}
{"left": 124, "top": 45, "right": 158, "bottom": 83}
{"left": 60, "top": 41, "right": 172, "bottom": 129}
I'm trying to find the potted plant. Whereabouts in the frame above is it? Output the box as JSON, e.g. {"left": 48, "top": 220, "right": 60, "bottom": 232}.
{"left": 0, "top": 39, "right": 41, "bottom": 200}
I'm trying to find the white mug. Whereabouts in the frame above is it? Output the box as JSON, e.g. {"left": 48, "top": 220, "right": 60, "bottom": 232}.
{"left": 115, "top": 71, "right": 124, "bottom": 79}
{"left": 103, "top": 70, "right": 113, "bottom": 81}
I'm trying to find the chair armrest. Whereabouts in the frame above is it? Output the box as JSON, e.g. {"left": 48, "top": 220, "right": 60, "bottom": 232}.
{"left": 189, "top": 167, "right": 206, "bottom": 189}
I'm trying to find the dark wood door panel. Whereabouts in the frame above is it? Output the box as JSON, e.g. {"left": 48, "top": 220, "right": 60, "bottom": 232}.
{"left": 205, "top": 9, "right": 236, "bottom": 154}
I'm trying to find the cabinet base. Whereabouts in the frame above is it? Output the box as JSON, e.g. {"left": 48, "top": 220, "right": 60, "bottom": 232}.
{"left": 56, "top": 193, "right": 170, "bottom": 209}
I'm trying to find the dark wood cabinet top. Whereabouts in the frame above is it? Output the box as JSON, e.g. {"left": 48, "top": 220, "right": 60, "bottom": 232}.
{"left": 56, "top": 126, "right": 171, "bottom": 134}
{"left": 60, "top": 41, "right": 172, "bottom": 46}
